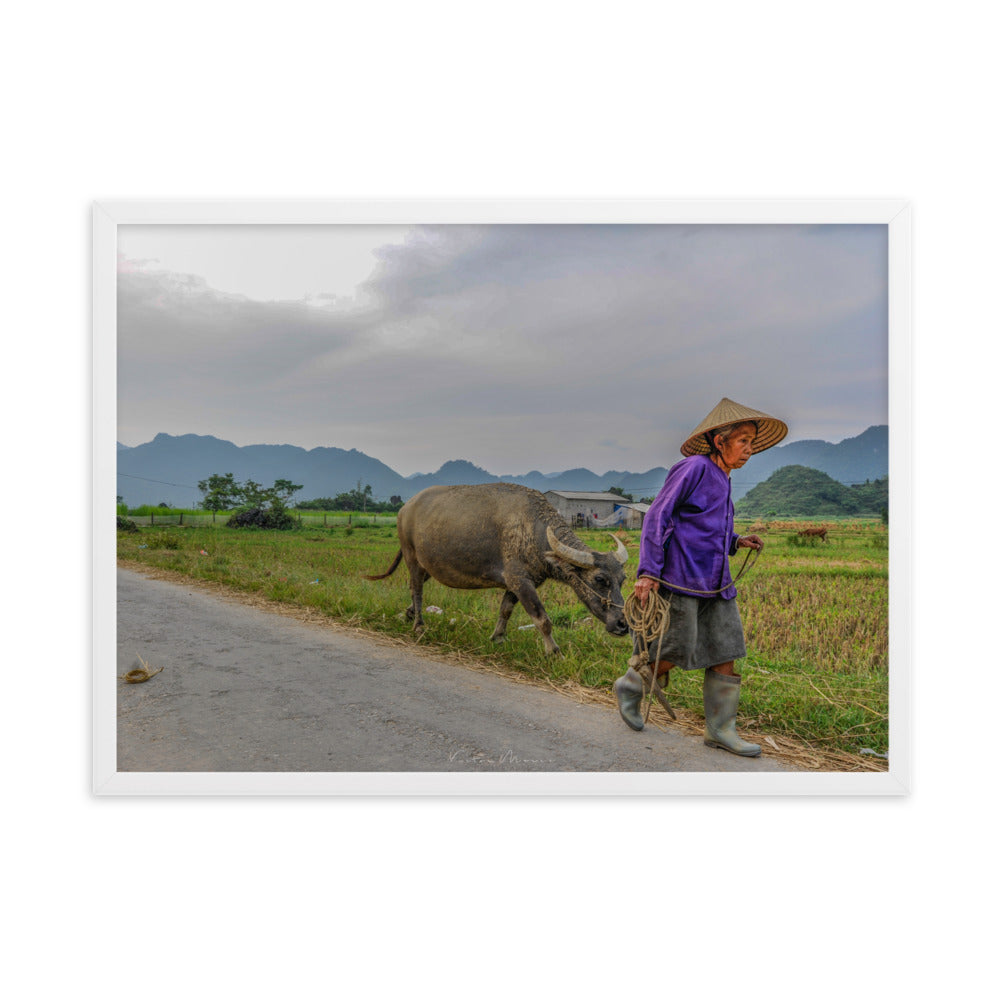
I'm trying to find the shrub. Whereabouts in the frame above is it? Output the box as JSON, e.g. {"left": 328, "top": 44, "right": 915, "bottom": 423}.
{"left": 226, "top": 507, "right": 296, "bottom": 530}
{"left": 116, "top": 515, "right": 139, "bottom": 533}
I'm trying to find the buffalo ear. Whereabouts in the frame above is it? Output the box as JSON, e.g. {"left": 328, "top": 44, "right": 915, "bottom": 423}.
{"left": 543, "top": 550, "right": 576, "bottom": 575}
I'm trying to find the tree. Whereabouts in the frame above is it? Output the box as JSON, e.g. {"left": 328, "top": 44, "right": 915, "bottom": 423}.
{"left": 225, "top": 476, "right": 303, "bottom": 530}
{"left": 332, "top": 481, "right": 374, "bottom": 511}
{"left": 608, "top": 486, "right": 635, "bottom": 502}
{"left": 352, "top": 480, "right": 373, "bottom": 512}
{"left": 272, "top": 479, "right": 304, "bottom": 504}
{"left": 198, "top": 472, "right": 241, "bottom": 512}
{"left": 296, "top": 489, "right": 401, "bottom": 514}
{"left": 197, "top": 473, "right": 304, "bottom": 520}
{"left": 238, "top": 479, "right": 265, "bottom": 507}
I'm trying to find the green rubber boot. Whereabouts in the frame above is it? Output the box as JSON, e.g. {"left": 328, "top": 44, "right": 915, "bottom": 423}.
{"left": 703, "top": 670, "right": 761, "bottom": 757}
{"left": 613, "top": 665, "right": 646, "bottom": 731}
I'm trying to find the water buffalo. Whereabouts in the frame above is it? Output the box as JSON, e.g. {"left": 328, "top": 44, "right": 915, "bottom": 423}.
{"left": 364, "top": 483, "right": 630, "bottom": 654}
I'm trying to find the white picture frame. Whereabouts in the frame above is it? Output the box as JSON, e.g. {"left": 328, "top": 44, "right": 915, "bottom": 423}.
{"left": 94, "top": 198, "right": 911, "bottom": 795}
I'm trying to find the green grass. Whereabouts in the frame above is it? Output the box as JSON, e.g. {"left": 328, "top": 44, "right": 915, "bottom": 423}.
{"left": 120, "top": 506, "right": 396, "bottom": 528}
{"left": 116, "top": 517, "right": 890, "bottom": 762}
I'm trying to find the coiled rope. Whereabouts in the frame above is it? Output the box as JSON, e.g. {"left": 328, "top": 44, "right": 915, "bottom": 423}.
{"left": 623, "top": 588, "right": 676, "bottom": 723}
{"left": 623, "top": 546, "right": 761, "bottom": 724}
{"left": 122, "top": 653, "right": 163, "bottom": 684}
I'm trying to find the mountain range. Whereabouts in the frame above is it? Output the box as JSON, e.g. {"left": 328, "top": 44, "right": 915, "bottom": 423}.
{"left": 116, "top": 425, "right": 888, "bottom": 509}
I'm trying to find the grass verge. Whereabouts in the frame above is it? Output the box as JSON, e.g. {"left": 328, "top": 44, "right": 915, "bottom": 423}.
{"left": 116, "top": 518, "right": 890, "bottom": 771}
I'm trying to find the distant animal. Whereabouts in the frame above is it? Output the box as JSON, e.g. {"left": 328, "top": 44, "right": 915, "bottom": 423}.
{"left": 364, "top": 483, "right": 630, "bottom": 654}
{"left": 798, "top": 526, "right": 828, "bottom": 541}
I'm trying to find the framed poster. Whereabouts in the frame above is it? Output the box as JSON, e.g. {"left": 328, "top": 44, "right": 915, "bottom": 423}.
{"left": 94, "top": 199, "right": 910, "bottom": 794}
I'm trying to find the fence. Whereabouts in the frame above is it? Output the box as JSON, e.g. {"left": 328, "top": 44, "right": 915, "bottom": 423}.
{"left": 121, "top": 511, "right": 637, "bottom": 531}
{"left": 125, "top": 512, "right": 398, "bottom": 528}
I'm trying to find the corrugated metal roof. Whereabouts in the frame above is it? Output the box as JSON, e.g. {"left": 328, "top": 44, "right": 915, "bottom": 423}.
{"left": 544, "top": 491, "right": 626, "bottom": 502}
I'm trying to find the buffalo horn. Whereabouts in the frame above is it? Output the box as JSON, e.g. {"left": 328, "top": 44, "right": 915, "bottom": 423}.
{"left": 545, "top": 526, "right": 595, "bottom": 568}
{"left": 611, "top": 534, "right": 628, "bottom": 565}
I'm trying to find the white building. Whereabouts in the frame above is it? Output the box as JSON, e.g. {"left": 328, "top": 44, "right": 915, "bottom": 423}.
{"left": 544, "top": 491, "right": 648, "bottom": 529}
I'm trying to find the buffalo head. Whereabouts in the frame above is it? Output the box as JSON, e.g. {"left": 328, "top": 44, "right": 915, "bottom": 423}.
{"left": 545, "top": 527, "right": 629, "bottom": 636}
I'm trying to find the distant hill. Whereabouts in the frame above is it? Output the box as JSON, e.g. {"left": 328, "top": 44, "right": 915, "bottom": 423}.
{"left": 116, "top": 433, "right": 408, "bottom": 508}
{"left": 563, "top": 425, "right": 890, "bottom": 503}
{"left": 735, "top": 465, "right": 889, "bottom": 518}
{"left": 406, "top": 460, "right": 499, "bottom": 491}
{"left": 729, "top": 425, "right": 887, "bottom": 502}
{"left": 115, "top": 425, "right": 889, "bottom": 510}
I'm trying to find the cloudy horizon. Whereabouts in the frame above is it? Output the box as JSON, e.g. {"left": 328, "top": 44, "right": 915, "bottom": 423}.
{"left": 117, "top": 223, "right": 888, "bottom": 478}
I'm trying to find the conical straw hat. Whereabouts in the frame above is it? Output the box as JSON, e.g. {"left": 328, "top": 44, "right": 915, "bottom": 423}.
{"left": 680, "top": 397, "right": 788, "bottom": 456}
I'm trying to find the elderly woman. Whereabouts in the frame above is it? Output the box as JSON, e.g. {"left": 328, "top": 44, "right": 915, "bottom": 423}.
{"left": 614, "top": 398, "right": 787, "bottom": 756}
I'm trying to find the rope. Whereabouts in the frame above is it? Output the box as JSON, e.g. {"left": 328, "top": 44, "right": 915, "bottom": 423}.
{"left": 122, "top": 653, "right": 163, "bottom": 684}
{"left": 637, "top": 545, "right": 760, "bottom": 598}
{"left": 622, "top": 546, "right": 761, "bottom": 723}
{"left": 623, "top": 588, "right": 675, "bottom": 723}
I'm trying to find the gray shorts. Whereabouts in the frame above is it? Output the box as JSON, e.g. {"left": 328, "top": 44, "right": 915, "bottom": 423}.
{"left": 632, "top": 593, "right": 746, "bottom": 671}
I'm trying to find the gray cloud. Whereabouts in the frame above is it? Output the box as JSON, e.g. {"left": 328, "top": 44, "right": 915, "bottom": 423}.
{"left": 117, "top": 224, "right": 888, "bottom": 475}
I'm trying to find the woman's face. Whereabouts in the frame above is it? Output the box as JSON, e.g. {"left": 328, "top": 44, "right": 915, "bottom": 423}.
{"left": 714, "top": 423, "right": 757, "bottom": 472}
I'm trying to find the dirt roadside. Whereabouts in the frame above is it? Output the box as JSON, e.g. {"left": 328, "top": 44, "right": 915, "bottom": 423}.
{"left": 114, "top": 562, "right": 877, "bottom": 773}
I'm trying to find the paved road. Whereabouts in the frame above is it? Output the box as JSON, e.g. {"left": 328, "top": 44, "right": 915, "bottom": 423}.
{"left": 116, "top": 568, "right": 795, "bottom": 774}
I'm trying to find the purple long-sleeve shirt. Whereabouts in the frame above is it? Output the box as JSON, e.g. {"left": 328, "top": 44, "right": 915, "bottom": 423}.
{"left": 637, "top": 454, "right": 741, "bottom": 600}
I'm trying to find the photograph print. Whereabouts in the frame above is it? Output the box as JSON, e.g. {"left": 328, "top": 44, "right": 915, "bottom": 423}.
{"left": 99, "top": 204, "right": 905, "bottom": 794}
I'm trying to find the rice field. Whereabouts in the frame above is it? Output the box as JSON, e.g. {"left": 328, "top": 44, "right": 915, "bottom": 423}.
{"left": 116, "top": 517, "right": 890, "bottom": 768}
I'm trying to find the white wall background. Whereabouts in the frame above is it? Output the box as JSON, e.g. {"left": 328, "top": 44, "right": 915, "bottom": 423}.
{"left": 6, "top": 2, "right": 988, "bottom": 997}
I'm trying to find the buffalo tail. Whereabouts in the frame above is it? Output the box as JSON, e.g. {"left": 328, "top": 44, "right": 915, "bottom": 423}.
{"left": 362, "top": 550, "right": 403, "bottom": 581}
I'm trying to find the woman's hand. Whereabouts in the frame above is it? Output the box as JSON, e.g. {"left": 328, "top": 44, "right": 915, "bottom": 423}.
{"left": 633, "top": 575, "right": 659, "bottom": 607}
{"left": 737, "top": 534, "right": 764, "bottom": 551}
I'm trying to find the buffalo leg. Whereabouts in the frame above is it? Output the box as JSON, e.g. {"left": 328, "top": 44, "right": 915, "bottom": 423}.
{"left": 491, "top": 590, "right": 519, "bottom": 644}
{"left": 405, "top": 563, "right": 429, "bottom": 629}
{"left": 508, "top": 579, "right": 559, "bottom": 655}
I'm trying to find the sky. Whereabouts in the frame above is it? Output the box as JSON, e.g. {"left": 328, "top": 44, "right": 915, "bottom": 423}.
{"left": 117, "top": 223, "right": 888, "bottom": 477}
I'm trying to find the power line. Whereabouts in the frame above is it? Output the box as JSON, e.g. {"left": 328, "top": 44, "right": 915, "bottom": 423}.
{"left": 118, "top": 472, "right": 201, "bottom": 490}
{"left": 117, "top": 472, "right": 402, "bottom": 507}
